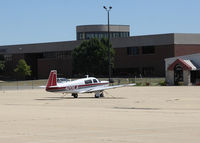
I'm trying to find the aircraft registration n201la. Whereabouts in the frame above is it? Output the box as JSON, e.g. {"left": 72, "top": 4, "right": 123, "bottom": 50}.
{"left": 45, "top": 70, "right": 136, "bottom": 98}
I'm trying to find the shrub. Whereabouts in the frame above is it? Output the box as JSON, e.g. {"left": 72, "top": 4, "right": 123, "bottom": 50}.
{"left": 159, "top": 80, "right": 166, "bottom": 86}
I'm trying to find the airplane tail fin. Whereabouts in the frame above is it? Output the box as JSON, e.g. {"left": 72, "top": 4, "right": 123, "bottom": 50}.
{"left": 46, "top": 70, "right": 57, "bottom": 90}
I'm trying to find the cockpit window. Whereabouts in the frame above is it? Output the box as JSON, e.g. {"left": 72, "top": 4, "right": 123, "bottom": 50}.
{"left": 93, "top": 79, "right": 98, "bottom": 83}
{"left": 85, "top": 80, "right": 92, "bottom": 84}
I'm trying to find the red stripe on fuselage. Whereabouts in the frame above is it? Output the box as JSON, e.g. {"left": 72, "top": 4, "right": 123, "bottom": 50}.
{"left": 46, "top": 82, "right": 108, "bottom": 92}
{"left": 78, "top": 82, "right": 108, "bottom": 87}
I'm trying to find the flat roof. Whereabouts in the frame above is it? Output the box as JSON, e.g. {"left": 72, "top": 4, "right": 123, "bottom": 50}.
{"left": 1, "top": 33, "right": 200, "bottom": 54}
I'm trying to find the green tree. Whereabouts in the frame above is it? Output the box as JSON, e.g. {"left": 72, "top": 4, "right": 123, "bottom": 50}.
{"left": 0, "top": 60, "right": 5, "bottom": 73}
{"left": 14, "top": 59, "right": 31, "bottom": 79}
{"left": 72, "top": 38, "right": 114, "bottom": 76}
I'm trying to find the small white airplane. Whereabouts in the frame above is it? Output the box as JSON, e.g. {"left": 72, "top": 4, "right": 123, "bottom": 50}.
{"left": 45, "top": 70, "right": 136, "bottom": 98}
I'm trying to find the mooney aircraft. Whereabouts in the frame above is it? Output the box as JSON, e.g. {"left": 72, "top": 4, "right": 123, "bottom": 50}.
{"left": 45, "top": 70, "right": 135, "bottom": 98}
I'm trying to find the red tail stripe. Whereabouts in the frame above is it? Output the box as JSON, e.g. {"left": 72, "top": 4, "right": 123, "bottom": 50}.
{"left": 46, "top": 70, "right": 57, "bottom": 88}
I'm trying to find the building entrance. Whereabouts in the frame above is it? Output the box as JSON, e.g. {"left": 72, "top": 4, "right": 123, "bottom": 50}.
{"left": 174, "top": 64, "right": 183, "bottom": 85}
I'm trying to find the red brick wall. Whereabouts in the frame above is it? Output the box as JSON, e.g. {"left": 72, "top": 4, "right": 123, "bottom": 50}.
{"left": 38, "top": 58, "right": 72, "bottom": 79}
{"left": 114, "top": 45, "right": 174, "bottom": 77}
{"left": 175, "top": 44, "right": 200, "bottom": 56}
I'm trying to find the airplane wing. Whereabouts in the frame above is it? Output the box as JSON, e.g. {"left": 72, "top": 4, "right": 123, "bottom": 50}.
{"left": 39, "top": 86, "right": 46, "bottom": 88}
{"left": 78, "top": 83, "right": 136, "bottom": 93}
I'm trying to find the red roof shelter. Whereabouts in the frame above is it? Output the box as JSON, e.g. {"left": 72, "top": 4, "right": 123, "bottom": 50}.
{"left": 168, "top": 58, "right": 192, "bottom": 71}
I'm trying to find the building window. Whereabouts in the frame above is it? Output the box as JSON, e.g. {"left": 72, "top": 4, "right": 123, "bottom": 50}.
{"left": 79, "top": 33, "right": 85, "bottom": 40}
{"left": 119, "top": 32, "right": 128, "bottom": 38}
{"left": 4, "top": 55, "right": 12, "bottom": 61}
{"left": 85, "top": 33, "right": 94, "bottom": 39}
{"left": 142, "top": 67, "right": 155, "bottom": 77}
{"left": 85, "top": 33, "right": 90, "bottom": 39}
{"left": 113, "top": 32, "right": 119, "bottom": 38}
{"left": 99, "top": 33, "right": 103, "bottom": 39}
{"left": 77, "top": 32, "right": 85, "bottom": 40}
{"left": 142, "top": 46, "right": 155, "bottom": 54}
{"left": 56, "top": 51, "right": 71, "bottom": 59}
{"left": 81, "top": 32, "right": 129, "bottom": 40}
{"left": 43, "top": 52, "right": 56, "bottom": 59}
{"left": 94, "top": 33, "right": 99, "bottom": 39}
{"left": 114, "top": 68, "right": 140, "bottom": 76}
{"left": 127, "top": 47, "right": 139, "bottom": 55}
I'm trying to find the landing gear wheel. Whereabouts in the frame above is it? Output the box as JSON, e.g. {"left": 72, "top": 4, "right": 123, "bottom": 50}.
{"left": 95, "top": 94, "right": 100, "bottom": 98}
{"left": 72, "top": 93, "right": 78, "bottom": 98}
{"left": 100, "top": 92, "right": 104, "bottom": 98}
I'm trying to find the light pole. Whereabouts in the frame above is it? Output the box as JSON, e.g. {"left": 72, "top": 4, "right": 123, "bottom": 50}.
{"left": 103, "top": 6, "right": 113, "bottom": 83}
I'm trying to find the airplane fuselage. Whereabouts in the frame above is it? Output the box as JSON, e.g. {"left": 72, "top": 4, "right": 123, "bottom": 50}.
{"left": 45, "top": 70, "right": 135, "bottom": 98}
{"left": 46, "top": 77, "right": 109, "bottom": 94}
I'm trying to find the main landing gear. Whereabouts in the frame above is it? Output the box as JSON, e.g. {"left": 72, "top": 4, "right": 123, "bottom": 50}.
{"left": 95, "top": 92, "right": 104, "bottom": 98}
{"left": 71, "top": 92, "right": 104, "bottom": 98}
{"left": 72, "top": 93, "right": 78, "bottom": 98}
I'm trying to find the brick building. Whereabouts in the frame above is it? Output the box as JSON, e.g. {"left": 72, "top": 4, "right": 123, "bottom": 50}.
{"left": 1, "top": 25, "right": 200, "bottom": 79}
